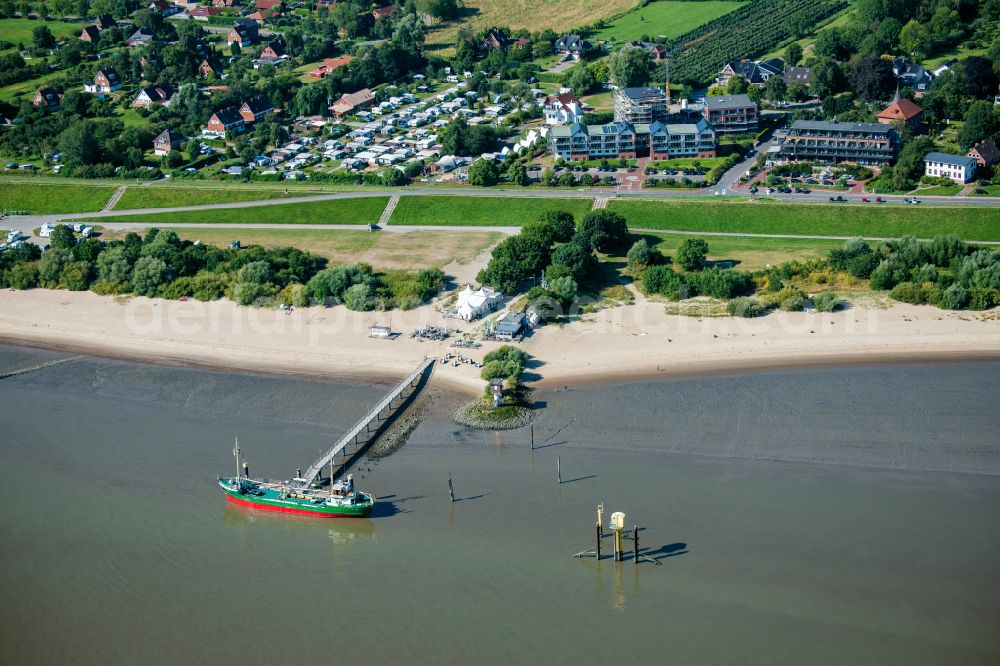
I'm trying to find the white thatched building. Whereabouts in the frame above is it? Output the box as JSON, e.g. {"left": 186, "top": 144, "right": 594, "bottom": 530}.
{"left": 454, "top": 286, "right": 502, "bottom": 320}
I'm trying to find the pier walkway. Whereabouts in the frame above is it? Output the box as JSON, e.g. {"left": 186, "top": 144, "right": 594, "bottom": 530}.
{"left": 293, "top": 358, "right": 434, "bottom": 487}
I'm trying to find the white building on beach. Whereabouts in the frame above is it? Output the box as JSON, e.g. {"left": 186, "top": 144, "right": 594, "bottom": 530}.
{"left": 454, "top": 286, "right": 502, "bottom": 320}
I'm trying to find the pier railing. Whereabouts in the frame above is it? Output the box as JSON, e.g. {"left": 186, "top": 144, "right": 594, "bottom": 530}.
{"left": 296, "top": 358, "right": 434, "bottom": 485}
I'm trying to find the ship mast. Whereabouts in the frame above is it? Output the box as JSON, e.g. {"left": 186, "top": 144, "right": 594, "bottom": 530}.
{"left": 234, "top": 436, "right": 240, "bottom": 480}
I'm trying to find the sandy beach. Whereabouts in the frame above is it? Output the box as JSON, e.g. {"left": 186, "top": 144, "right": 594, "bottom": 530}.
{"left": 2, "top": 288, "right": 1000, "bottom": 391}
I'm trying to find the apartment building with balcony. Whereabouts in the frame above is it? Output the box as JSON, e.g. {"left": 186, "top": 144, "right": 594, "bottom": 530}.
{"left": 613, "top": 87, "right": 669, "bottom": 124}
{"left": 778, "top": 121, "right": 899, "bottom": 165}
{"left": 701, "top": 94, "right": 758, "bottom": 133}
{"left": 549, "top": 119, "right": 716, "bottom": 161}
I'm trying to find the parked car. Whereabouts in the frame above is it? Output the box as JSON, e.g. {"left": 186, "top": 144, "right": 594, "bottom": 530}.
{"left": 861, "top": 197, "right": 870, "bottom": 202}
{"left": 829, "top": 196, "right": 847, "bottom": 203}
{"left": 875, "top": 196, "right": 884, "bottom": 203}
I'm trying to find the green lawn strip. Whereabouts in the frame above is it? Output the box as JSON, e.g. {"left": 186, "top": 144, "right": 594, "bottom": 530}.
{"left": 650, "top": 157, "right": 728, "bottom": 170}
{"left": 972, "top": 185, "right": 1000, "bottom": 196}
{"left": 0, "top": 182, "right": 117, "bottom": 213}
{"left": 0, "top": 18, "right": 81, "bottom": 45}
{"left": 82, "top": 197, "right": 390, "bottom": 224}
{"left": 912, "top": 185, "right": 962, "bottom": 197}
{"left": 389, "top": 195, "right": 594, "bottom": 226}
{"left": 590, "top": 1, "right": 742, "bottom": 42}
{"left": 114, "top": 186, "right": 315, "bottom": 210}
{"left": 636, "top": 232, "right": 843, "bottom": 272}
{"left": 609, "top": 199, "right": 1000, "bottom": 241}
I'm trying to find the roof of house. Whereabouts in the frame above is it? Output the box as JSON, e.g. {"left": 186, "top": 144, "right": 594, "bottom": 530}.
{"left": 496, "top": 312, "right": 525, "bottom": 332}
{"left": 96, "top": 68, "right": 121, "bottom": 84}
{"left": 255, "top": 0, "right": 281, "bottom": 8}
{"left": 95, "top": 14, "right": 118, "bottom": 29}
{"left": 137, "top": 83, "right": 174, "bottom": 102}
{"left": 790, "top": 120, "right": 894, "bottom": 134}
{"left": 371, "top": 4, "right": 394, "bottom": 17}
{"left": 188, "top": 6, "right": 220, "bottom": 16}
{"left": 155, "top": 128, "right": 183, "bottom": 145}
{"left": 80, "top": 26, "right": 101, "bottom": 41}
{"left": 128, "top": 28, "right": 154, "bottom": 43}
{"left": 554, "top": 34, "right": 585, "bottom": 51}
{"left": 878, "top": 99, "right": 923, "bottom": 122}
{"left": 322, "top": 55, "right": 352, "bottom": 70}
{"left": 210, "top": 106, "right": 243, "bottom": 125}
{"left": 334, "top": 88, "right": 375, "bottom": 109}
{"left": 260, "top": 39, "right": 286, "bottom": 56}
{"left": 35, "top": 87, "right": 59, "bottom": 101}
{"left": 620, "top": 87, "right": 666, "bottom": 103}
{"left": 544, "top": 93, "right": 581, "bottom": 112}
{"left": 924, "top": 151, "right": 977, "bottom": 169}
{"left": 783, "top": 66, "right": 811, "bottom": 84}
{"left": 703, "top": 94, "right": 755, "bottom": 109}
{"left": 242, "top": 95, "right": 273, "bottom": 115}
{"left": 968, "top": 138, "right": 1000, "bottom": 163}
{"left": 725, "top": 58, "right": 784, "bottom": 83}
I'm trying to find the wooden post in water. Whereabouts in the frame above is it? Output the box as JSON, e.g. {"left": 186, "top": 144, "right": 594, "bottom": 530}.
{"left": 530, "top": 424, "right": 534, "bottom": 450}
{"left": 557, "top": 456, "right": 561, "bottom": 484}
{"left": 633, "top": 525, "right": 638, "bottom": 565}
{"left": 596, "top": 522, "right": 601, "bottom": 560}
{"left": 448, "top": 474, "right": 455, "bottom": 503}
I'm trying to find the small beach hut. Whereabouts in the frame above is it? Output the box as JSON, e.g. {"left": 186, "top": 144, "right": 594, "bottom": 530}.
{"left": 495, "top": 312, "right": 525, "bottom": 341}
{"left": 369, "top": 324, "right": 393, "bottom": 339}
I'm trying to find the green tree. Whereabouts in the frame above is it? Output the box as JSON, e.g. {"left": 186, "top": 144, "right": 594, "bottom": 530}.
{"left": 233, "top": 282, "right": 260, "bottom": 305}
{"left": 726, "top": 76, "right": 749, "bottom": 95}
{"left": 958, "top": 101, "right": 999, "bottom": 150}
{"left": 765, "top": 76, "right": 787, "bottom": 103}
{"left": 850, "top": 57, "right": 895, "bottom": 101}
{"left": 132, "top": 256, "right": 169, "bottom": 296}
{"left": 784, "top": 43, "right": 803, "bottom": 66}
{"left": 468, "top": 159, "right": 500, "bottom": 186}
{"left": 547, "top": 275, "right": 577, "bottom": 308}
{"left": 537, "top": 210, "right": 576, "bottom": 243}
{"left": 60, "top": 261, "right": 91, "bottom": 291}
{"left": 898, "top": 19, "right": 930, "bottom": 59}
{"left": 49, "top": 224, "right": 75, "bottom": 251}
{"left": 676, "top": 238, "right": 709, "bottom": 271}
{"left": 97, "top": 246, "right": 132, "bottom": 286}
{"left": 578, "top": 210, "right": 629, "bottom": 253}
{"left": 236, "top": 260, "right": 272, "bottom": 284}
{"left": 626, "top": 238, "right": 652, "bottom": 269}
{"left": 343, "top": 282, "right": 376, "bottom": 310}
{"left": 810, "top": 59, "right": 846, "bottom": 99}
{"left": 608, "top": 45, "right": 650, "bottom": 88}
{"left": 8, "top": 263, "right": 39, "bottom": 290}
{"left": 39, "top": 248, "right": 71, "bottom": 287}
{"left": 32, "top": 25, "right": 55, "bottom": 49}
{"left": 58, "top": 121, "right": 99, "bottom": 168}
{"left": 888, "top": 135, "right": 934, "bottom": 191}
{"left": 550, "top": 238, "right": 597, "bottom": 282}
{"left": 642, "top": 264, "right": 680, "bottom": 294}
{"left": 507, "top": 162, "right": 528, "bottom": 186}
{"left": 308, "top": 264, "right": 363, "bottom": 301}
{"left": 566, "top": 65, "right": 597, "bottom": 96}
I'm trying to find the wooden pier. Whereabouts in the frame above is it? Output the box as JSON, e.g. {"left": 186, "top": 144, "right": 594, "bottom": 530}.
{"left": 291, "top": 358, "right": 434, "bottom": 488}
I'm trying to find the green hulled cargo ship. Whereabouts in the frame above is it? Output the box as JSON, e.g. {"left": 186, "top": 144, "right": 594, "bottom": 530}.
{"left": 218, "top": 438, "right": 374, "bottom": 518}
{"left": 218, "top": 475, "right": 374, "bottom": 518}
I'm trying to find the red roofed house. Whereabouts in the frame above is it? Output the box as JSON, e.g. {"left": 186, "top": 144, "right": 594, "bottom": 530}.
{"left": 255, "top": 0, "right": 281, "bottom": 8}
{"left": 543, "top": 93, "right": 584, "bottom": 125}
{"left": 132, "top": 83, "right": 175, "bottom": 108}
{"left": 877, "top": 99, "right": 924, "bottom": 134}
{"left": 258, "top": 39, "right": 285, "bottom": 63}
{"left": 205, "top": 106, "right": 244, "bottom": 136}
{"left": 248, "top": 8, "right": 277, "bottom": 24}
{"left": 153, "top": 129, "right": 184, "bottom": 156}
{"left": 33, "top": 87, "right": 61, "bottom": 111}
{"left": 84, "top": 68, "right": 122, "bottom": 94}
{"left": 329, "top": 88, "right": 375, "bottom": 117}
{"left": 188, "top": 5, "right": 221, "bottom": 19}
{"left": 309, "top": 55, "right": 352, "bottom": 78}
{"left": 967, "top": 137, "right": 1000, "bottom": 167}
{"left": 80, "top": 25, "right": 101, "bottom": 43}
{"left": 199, "top": 57, "right": 223, "bottom": 77}
{"left": 148, "top": 0, "right": 182, "bottom": 14}
{"left": 239, "top": 95, "right": 274, "bottom": 123}
{"left": 372, "top": 5, "right": 394, "bottom": 19}
{"left": 213, "top": 0, "right": 240, "bottom": 6}
{"left": 227, "top": 19, "right": 259, "bottom": 47}
{"left": 94, "top": 14, "right": 118, "bottom": 30}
